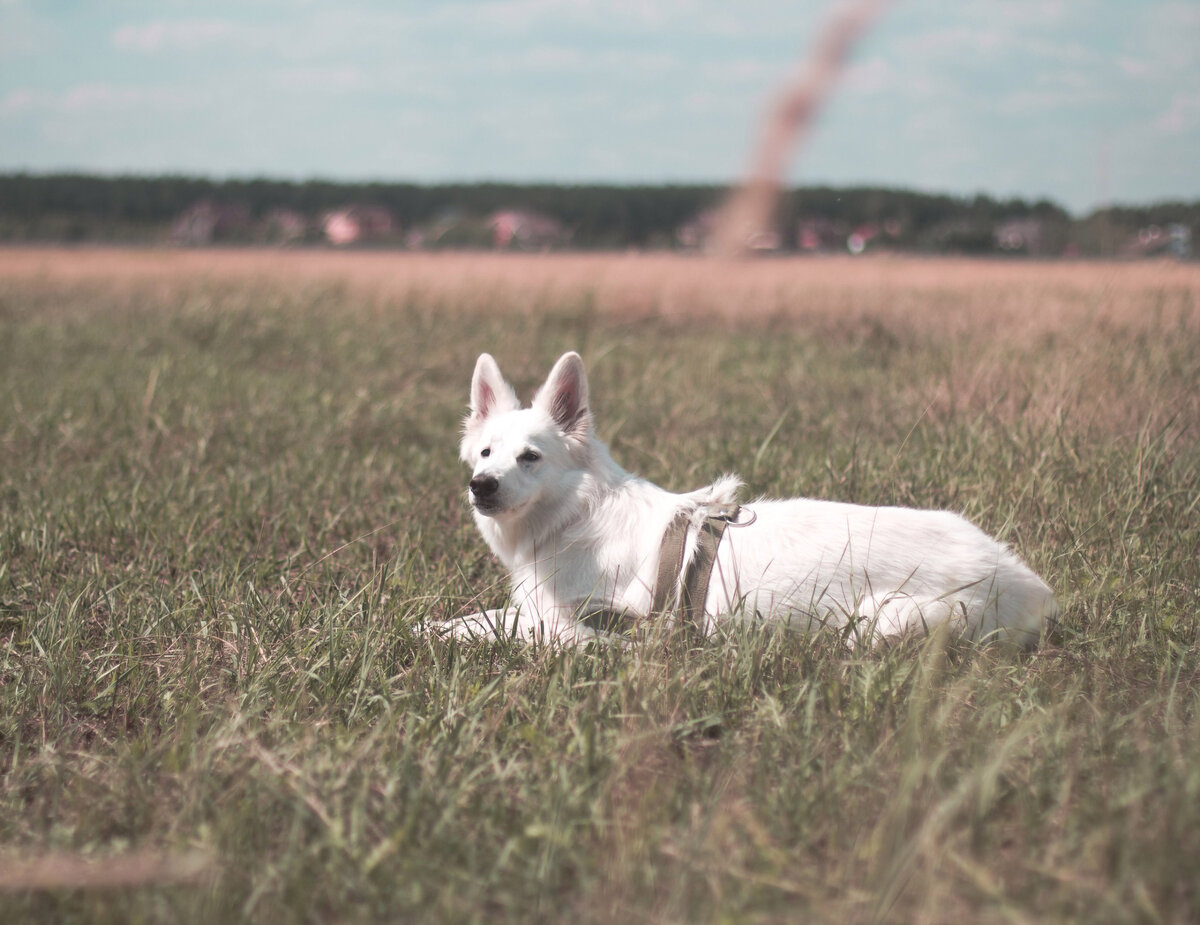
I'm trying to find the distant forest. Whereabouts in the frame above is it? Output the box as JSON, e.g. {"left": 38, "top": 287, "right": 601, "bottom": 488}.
{"left": 0, "top": 172, "right": 1196, "bottom": 258}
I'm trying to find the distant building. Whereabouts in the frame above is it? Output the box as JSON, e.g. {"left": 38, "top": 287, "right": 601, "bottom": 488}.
{"left": 846, "top": 224, "right": 879, "bottom": 255}
{"left": 676, "top": 209, "right": 719, "bottom": 250}
{"left": 995, "top": 218, "right": 1044, "bottom": 255}
{"left": 407, "top": 209, "right": 494, "bottom": 249}
{"left": 322, "top": 205, "right": 396, "bottom": 245}
{"left": 488, "top": 209, "right": 568, "bottom": 250}
{"left": 798, "top": 217, "right": 901, "bottom": 254}
{"left": 676, "top": 209, "right": 779, "bottom": 253}
{"left": 1120, "top": 223, "right": 1192, "bottom": 259}
{"left": 170, "top": 200, "right": 251, "bottom": 245}
{"left": 796, "top": 217, "right": 847, "bottom": 252}
{"left": 746, "top": 229, "right": 781, "bottom": 252}
{"left": 1168, "top": 223, "right": 1193, "bottom": 259}
{"left": 261, "top": 207, "right": 308, "bottom": 245}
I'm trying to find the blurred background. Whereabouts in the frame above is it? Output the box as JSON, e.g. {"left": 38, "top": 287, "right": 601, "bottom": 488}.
{"left": 1, "top": 0, "right": 1196, "bottom": 257}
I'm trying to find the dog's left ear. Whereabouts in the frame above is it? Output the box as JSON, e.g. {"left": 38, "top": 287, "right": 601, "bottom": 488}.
{"left": 535, "top": 351, "right": 591, "bottom": 439}
{"left": 469, "top": 353, "right": 520, "bottom": 423}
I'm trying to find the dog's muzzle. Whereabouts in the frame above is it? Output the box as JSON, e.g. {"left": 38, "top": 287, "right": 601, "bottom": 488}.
{"left": 469, "top": 474, "right": 501, "bottom": 511}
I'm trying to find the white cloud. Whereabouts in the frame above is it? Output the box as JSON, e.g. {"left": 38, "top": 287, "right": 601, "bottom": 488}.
{"left": 418, "top": 0, "right": 816, "bottom": 43}
{"left": 842, "top": 56, "right": 894, "bottom": 95}
{"left": 1159, "top": 1, "right": 1200, "bottom": 28}
{"left": 1141, "top": 5, "right": 1200, "bottom": 74}
{"left": 518, "top": 45, "right": 588, "bottom": 70}
{"left": 1, "top": 87, "right": 46, "bottom": 113}
{"left": 989, "top": 0, "right": 1073, "bottom": 28}
{"left": 269, "top": 67, "right": 370, "bottom": 92}
{"left": 0, "top": 0, "right": 42, "bottom": 55}
{"left": 1, "top": 83, "right": 204, "bottom": 115}
{"left": 112, "top": 19, "right": 238, "bottom": 53}
{"left": 1154, "top": 92, "right": 1200, "bottom": 134}
{"left": 700, "top": 57, "right": 776, "bottom": 85}
{"left": 996, "top": 86, "right": 1105, "bottom": 114}
{"left": 1117, "top": 56, "right": 1151, "bottom": 78}
{"left": 897, "top": 25, "right": 1006, "bottom": 58}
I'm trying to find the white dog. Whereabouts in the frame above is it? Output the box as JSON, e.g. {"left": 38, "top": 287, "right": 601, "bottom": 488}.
{"left": 450, "top": 351, "right": 1058, "bottom": 647}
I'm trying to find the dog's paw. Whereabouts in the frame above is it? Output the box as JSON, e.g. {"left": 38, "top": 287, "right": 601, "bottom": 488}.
{"left": 433, "top": 614, "right": 498, "bottom": 641}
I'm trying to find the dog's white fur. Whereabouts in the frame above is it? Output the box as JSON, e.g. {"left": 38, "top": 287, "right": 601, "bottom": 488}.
{"left": 451, "top": 351, "right": 1058, "bottom": 647}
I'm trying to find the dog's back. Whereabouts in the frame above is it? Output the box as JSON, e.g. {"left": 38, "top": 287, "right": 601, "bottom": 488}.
{"left": 709, "top": 498, "right": 1056, "bottom": 646}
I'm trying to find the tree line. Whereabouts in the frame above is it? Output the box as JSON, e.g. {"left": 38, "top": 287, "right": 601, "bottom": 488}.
{"left": 0, "top": 172, "right": 1195, "bottom": 257}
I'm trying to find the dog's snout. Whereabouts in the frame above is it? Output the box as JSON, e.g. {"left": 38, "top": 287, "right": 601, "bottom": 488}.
{"left": 470, "top": 474, "right": 500, "bottom": 499}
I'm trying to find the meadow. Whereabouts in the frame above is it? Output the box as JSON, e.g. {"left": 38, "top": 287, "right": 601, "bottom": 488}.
{"left": 1, "top": 248, "right": 1198, "bottom": 923}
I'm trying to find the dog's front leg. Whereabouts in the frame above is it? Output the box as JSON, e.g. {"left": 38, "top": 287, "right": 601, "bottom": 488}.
{"left": 437, "top": 606, "right": 524, "bottom": 641}
{"left": 438, "top": 604, "right": 596, "bottom": 645}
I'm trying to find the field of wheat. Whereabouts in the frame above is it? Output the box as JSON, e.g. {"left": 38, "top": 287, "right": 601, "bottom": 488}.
{"left": 1, "top": 247, "right": 1198, "bottom": 924}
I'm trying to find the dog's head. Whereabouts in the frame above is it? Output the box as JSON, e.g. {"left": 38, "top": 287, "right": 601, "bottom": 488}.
{"left": 460, "top": 351, "right": 593, "bottom": 520}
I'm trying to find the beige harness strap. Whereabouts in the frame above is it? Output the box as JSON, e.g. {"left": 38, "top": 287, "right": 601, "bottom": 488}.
{"left": 650, "top": 503, "right": 741, "bottom": 628}
{"left": 650, "top": 510, "right": 690, "bottom": 617}
{"left": 680, "top": 512, "right": 730, "bottom": 627}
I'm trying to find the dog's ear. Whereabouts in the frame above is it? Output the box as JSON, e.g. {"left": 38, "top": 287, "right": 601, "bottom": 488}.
{"left": 469, "top": 353, "right": 520, "bottom": 423}
{"left": 534, "top": 351, "right": 591, "bottom": 439}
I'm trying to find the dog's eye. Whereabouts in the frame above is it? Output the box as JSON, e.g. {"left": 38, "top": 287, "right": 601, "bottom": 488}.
{"left": 518, "top": 450, "right": 541, "bottom": 464}
{"left": 481, "top": 448, "right": 491, "bottom": 458}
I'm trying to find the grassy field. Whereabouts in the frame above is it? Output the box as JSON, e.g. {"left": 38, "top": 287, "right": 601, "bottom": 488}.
{"left": 1, "top": 248, "right": 1198, "bottom": 923}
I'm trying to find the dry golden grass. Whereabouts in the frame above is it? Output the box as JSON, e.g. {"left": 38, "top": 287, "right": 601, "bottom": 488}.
{"left": 3, "top": 246, "right": 1197, "bottom": 337}
{"left": 0, "top": 852, "right": 212, "bottom": 891}
{"left": 2, "top": 248, "right": 1198, "bottom": 923}
{"left": 5, "top": 245, "right": 1195, "bottom": 463}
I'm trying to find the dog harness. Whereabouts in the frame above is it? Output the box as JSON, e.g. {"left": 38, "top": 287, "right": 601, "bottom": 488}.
{"left": 649, "top": 503, "right": 748, "bottom": 629}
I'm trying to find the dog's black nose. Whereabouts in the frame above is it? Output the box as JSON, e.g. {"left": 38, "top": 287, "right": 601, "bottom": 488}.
{"left": 470, "top": 475, "right": 499, "bottom": 499}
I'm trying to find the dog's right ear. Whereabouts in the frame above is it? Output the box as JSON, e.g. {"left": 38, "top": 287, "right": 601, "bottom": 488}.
{"left": 468, "top": 353, "right": 520, "bottom": 424}
{"left": 534, "top": 351, "right": 591, "bottom": 440}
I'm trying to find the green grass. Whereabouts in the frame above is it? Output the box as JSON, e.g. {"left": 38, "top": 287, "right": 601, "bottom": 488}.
{"left": 1, "top": 266, "right": 1199, "bottom": 924}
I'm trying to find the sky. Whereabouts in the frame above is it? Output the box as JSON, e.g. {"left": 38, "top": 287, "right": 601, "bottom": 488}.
{"left": 1, "top": 1, "right": 1197, "bottom": 216}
